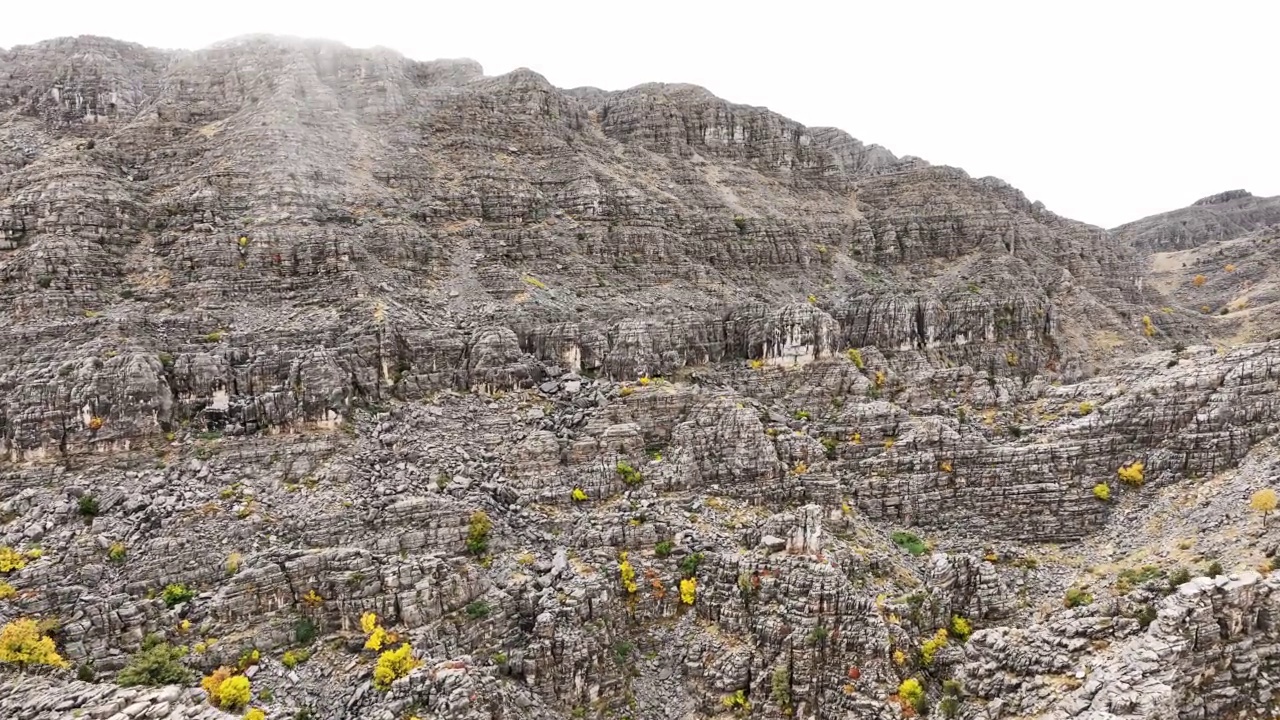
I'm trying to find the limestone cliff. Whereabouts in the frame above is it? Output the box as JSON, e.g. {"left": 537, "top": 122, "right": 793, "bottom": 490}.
{"left": 1, "top": 35, "right": 1277, "bottom": 720}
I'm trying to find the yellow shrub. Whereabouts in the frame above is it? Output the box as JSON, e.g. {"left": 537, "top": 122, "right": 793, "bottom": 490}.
{"left": 721, "top": 689, "right": 751, "bottom": 714}
{"left": 202, "top": 661, "right": 247, "bottom": 707}
{"left": 216, "top": 675, "right": 250, "bottom": 710}
{"left": 939, "top": 460, "right": 953, "bottom": 473}
{"left": 618, "top": 553, "right": 637, "bottom": 594}
{"left": 243, "top": 710, "right": 265, "bottom": 720}
{"left": 282, "top": 648, "right": 310, "bottom": 669}
{"left": 950, "top": 615, "right": 972, "bottom": 642}
{"left": 0, "top": 582, "right": 15, "bottom": 599}
{"left": 1142, "top": 315, "right": 1156, "bottom": 337}
{"left": 1192, "top": 274, "right": 1206, "bottom": 287}
{"left": 846, "top": 348, "right": 864, "bottom": 368}
{"left": 1093, "top": 483, "right": 1111, "bottom": 501}
{"left": 360, "top": 612, "right": 379, "bottom": 634}
{"left": 1078, "top": 401, "right": 1094, "bottom": 416}
{"left": 921, "top": 628, "right": 948, "bottom": 666}
{"left": 365, "top": 626, "right": 387, "bottom": 652}
{"left": 1118, "top": 461, "right": 1145, "bottom": 486}
{"left": 892, "top": 648, "right": 906, "bottom": 666}
{"left": 373, "top": 643, "right": 420, "bottom": 691}
{"left": 571, "top": 488, "right": 589, "bottom": 502}
{"left": 0, "top": 547, "right": 27, "bottom": 573}
{"left": 0, "top": 618, "right": 69, "bottom": 669}
{"left": 792, "top": 461, "right": 808, "bottom": 475}
{"left": 679, "top": 578, "right": 696, "bottom": 605}
{"left": 897, "top": 678, "right": 925, "bottom": 713}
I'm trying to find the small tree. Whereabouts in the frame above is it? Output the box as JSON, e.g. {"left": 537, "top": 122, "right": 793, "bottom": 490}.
{"left": 1251, "top": 488, "right": 1277, "bottom": 526}
{"left": 770, "top": 664, "right": 791, "bottom": 713}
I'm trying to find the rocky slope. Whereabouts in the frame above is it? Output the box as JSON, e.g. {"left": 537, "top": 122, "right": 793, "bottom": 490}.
{"left": 1115, "top": 191, "right": 1280, "bottom": 346}
{"left": 1, "top": 35, "right": 1277, "bottom": 720}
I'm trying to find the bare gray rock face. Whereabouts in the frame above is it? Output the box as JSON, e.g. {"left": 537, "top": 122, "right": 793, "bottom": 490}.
{"left": 1, "top": 33, "right": 1277, "bottom": 720}
{"left": 1113, "top": 189, "right": 1280, "bottom": 253}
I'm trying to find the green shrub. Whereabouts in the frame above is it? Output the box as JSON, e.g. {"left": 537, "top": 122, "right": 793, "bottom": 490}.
{"left": 1116, "top": 565, "right": 1163, "bottom": 593}
{"left": 78, "top": 495, "right": 100, "bottom": 517}
{"left": 807, "top": 625, "right": 829, "bottom": 645}
{"left": 107, "top": 542, "right": 127, "bottom": 562}
{"left": 1135, "top": 604, "right": 1157, "bottom": 628}
{"left": 655, "top": 540, "right": 673, "bottom": 558}
{"left": 611, "top": 641, "right": 633, "bottom": 665}
{"left": 293, "top": 618, "right": 317, "bottom": 646}
{"left": 117, "top": 641, "right": 193, "bottom": 686}
{"left": 1206, "top": 561, "right": 1224, "bottom": 577}
{"left": 616, "top": 461, "right": 643, "bottom": 486}
{"left": 1168, "top": 567, "right": 1191, "bottom": 590}
{"left": 465, "top": 600, "right": 491, "bottom": 618}
{"left": 891, "top": 531, "right": 927, "bottom": 556}
{"left": 679, "top": 552, "right": 704, "bottom": 579}
{"left": 1064, "top": 587, "right": 1093, "bottom": 608}
{"left": 770, "top": 664, "right": 791, "bottom": 712}
{"left": 161, "top": 584, "right": 194, "bottom": 608}
{"left": 36, "top": 276, "right": 52, "bottom": 289}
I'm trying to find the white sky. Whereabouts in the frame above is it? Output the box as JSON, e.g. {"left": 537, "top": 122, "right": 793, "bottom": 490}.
{"left": 4, "top": 0, "right": 1277, "bottom": 228}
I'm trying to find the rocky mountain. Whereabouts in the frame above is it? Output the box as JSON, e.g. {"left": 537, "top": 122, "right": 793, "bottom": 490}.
{"left": 1, "top": 35, "right": 1277, "bottom": 720}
